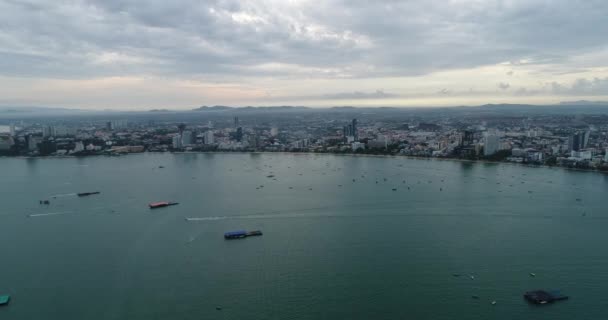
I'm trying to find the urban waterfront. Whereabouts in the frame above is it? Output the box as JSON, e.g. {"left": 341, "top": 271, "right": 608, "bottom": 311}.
{"left": 0, "top": 153, "right": 606, "bottom": 319}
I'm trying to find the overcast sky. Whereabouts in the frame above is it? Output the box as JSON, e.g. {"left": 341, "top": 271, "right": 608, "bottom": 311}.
{"left": 1, "top": 0, "right": 608, "bottom": 110}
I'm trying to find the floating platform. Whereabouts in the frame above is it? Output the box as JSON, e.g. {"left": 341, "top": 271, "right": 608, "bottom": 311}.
{"left": 0, "top": 295, "right": 10, "bottom": 306}
{"left": 149, "top": 202, "right": 179, "bottom": 209}
{"left": 224, "top": 230, "right": 263, "bottom": 239}
{"left": 524, "top": 290, "right": 568, "bottom": 305}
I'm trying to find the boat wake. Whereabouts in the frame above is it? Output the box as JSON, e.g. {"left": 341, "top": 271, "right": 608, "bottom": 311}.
{"left": 49, "top": 193, "right": 77, "bottom": 198}
{"left": 28, "top": 211, "right": 71, "bottom": 217}
{"left": 185, "top": 216, "right": 229, "bottom": 221}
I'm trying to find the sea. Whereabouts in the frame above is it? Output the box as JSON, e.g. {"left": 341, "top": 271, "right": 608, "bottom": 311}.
{"left": 0, "top": 153, "right": 606, "bottom": 319}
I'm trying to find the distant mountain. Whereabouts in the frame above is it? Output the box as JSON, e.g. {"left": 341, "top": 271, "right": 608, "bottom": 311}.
{"left": 559, "top": 100, "right": 608, "bottom": 106}
{"left": 0, "top": 106, "right": 84, "bottom": 113}
{"left": 192, "top": 105, "right": 232, "bottom": 111}
{"left": 148, "top": 109, "right": 171, "bottom": 112}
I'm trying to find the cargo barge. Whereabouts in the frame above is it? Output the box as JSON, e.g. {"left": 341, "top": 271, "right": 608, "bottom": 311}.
{"left": 224, "top": 230, "right": 263, "bottom": 239}
{"left": 149, "top": 202, "right": 179, "bottom": 209}
{"left": 78, "top": 191, "right": 100, "bottom": 197}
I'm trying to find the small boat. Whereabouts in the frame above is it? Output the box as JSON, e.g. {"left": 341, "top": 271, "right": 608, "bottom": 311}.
{"left": 471, "top": 295, "right": 479, "bottom": 299}
{"left": 0, "top": 295, "right": 10, "bottom": 306}
{"left": 524, "top": 290, "right": 568, "bottom": 305}
{"left": 491, "top": 300, "right": 497, "bottom": 305}
{"left": 452, "top": 273, "right": 461, "bottom": 277}
{"left": 392, "top": 188, "right": 397, "bottom": 191}
{"left": 470, "top": 275, "right": 475, "bottom": 280}
{"left": 224, "top": 230, "right": 263, "bottom": 239}
{"left": 77, "top": 191, "right": 100, "bottom": 197}
{"left": 530, "top": 273, "right": 536, "bottom": 277}
{"left": 149, "top": 202, "right": 179, "bottom": 209}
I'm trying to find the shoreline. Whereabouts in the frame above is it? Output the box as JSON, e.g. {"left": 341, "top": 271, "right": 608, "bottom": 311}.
{"left": 3, "top": 150, "right": 605, "bottom": 175}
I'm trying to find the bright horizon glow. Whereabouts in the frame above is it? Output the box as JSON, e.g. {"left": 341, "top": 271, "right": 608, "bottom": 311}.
{"left": 1, "top": 0, "right": 608, "bottom": 110}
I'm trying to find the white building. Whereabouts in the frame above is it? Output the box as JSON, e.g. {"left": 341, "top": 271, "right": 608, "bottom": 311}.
{"left": 181, "top": 131, "right": 193, "bottom": 146}
{"left": 270, "top": 127, "right": 279, "bottom": 137}
{"left": 605, "top": 149, "right": 608, "bottom": 162}
{"left": 27, "top": 135, "right": 41, "bottom": 151}
{"left": 352, "top": 142, "right": 365, "bottom": 151}
{"left": 205, "top": 130, "right": 215, "bottom": 145}
{"left": 172, "top": 135, "right": 182, "bottom": 149}
{"left": 0, "top": 134, "right": 14, "bottom": 151}
{"left": 483, "top": 134, "right": 499, "bottom": 156}
{"left": 73, "top": 141, "right": 85, "bottom": 153}
{"left": 571, "top": 150, "right": 592, "bottom": 160}
{"left": 42, "top": 126, "right": 54, "bottom": 138}
{"left": 9, "top": 124, "right": 15, "bottom": 136}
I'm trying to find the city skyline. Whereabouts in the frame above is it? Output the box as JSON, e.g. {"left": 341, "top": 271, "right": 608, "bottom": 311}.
{"left": 1, "top": 0, "right": 608, "bottom": 109}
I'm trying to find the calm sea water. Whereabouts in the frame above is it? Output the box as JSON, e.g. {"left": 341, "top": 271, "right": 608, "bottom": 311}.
{"left": 0, "top": 153, "right": 606, "bottom": 319}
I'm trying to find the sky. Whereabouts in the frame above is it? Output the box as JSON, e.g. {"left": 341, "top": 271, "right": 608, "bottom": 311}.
{"left": 1, "top": 0, "right": 608, "bottom": 110}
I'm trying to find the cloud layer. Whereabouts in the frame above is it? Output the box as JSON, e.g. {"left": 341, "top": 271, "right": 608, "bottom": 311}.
{"left": 1, "top": 0, "right": 608, "bottom": 108}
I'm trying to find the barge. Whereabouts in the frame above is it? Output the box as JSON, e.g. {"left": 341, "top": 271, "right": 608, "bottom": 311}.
{"left": 78, "top": 191, "right": 100, "bottom": 197}
{"left": 149, "top": 202, "right": 179, "bottom": 209}
{"left": 224, "top": 230, "right": 263, "bottom": 239}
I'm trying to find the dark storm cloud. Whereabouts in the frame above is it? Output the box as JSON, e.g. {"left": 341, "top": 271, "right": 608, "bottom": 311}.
{"left": 0, "top": 0, "right": 607, "bottom": 79}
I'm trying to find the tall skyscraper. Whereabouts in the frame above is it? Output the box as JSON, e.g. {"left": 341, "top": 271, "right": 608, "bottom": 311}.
{"left": 205, "top": 130, "right": 215, "bottom": 145}
{"left": 9, "top": 124, "right": 15, "bottom": 136}
{"left": 568, "top": 131, "right": 589, "bottom": 151}
{"left": 343, "top": 118, "right": 358, "bottom": 142}
{"left": 233, "top": 116, "right": 239, "bottom": 128}
{"left": 172, "top": 135, "right": 182, "bottom": 149}
{"left": 235, "top": 127, "right": 243, "bottom": 142}
{"left": 484, "top": 134, "right": 499, "bottom": 156}
{"left": 181, "top": 131, "right": 193, "bottom": 146}
{"left": 42, "top": 125, "right": 55, "bottom": 138}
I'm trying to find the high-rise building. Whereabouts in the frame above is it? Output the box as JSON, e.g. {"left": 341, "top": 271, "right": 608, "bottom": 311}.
{"left": 484, "top": 134, "right": 499, "bottom": 156}
{"left": 73, "top": 141, "right": 85, "bottom": 153}
{"left": 27, "top": 135, "right": 41, "bottom": 151}
{"left": 42, "top": 125, "right": 55, "bottom": 138}
{"left": 205, "top": 130, "right": 215, "bottom": 145}
{"left": 568, "top": 131, "right": 589, "bottom": 151}
{"left": 233, "top": 116, "right": 239, "bottom": 128}
{"left": 235, "top": 127, "right": 243, "bottom": 142}
{"left": 0, "top": 134, "right": 14, "bottom": 151}
{"left": 343, "top": 118, "right": 358, "bottom": 142}
{"left": 9, "top": 124, "right": 15, "bottom": 136}
{"left": 270, "top": 127, "right": 278, "bottom": 137}
{"left": 181, "top": 131, "right": 193, "bottom": 146}
{"left": 172, "top": 135, "right": 182, "bottom": 149}
{"left": 605, "top": 149, "right": 608, "bottom": 162}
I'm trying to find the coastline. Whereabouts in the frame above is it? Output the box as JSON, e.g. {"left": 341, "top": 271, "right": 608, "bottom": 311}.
{"left": 4, "top": 150, "right": 602, "bottom": 175}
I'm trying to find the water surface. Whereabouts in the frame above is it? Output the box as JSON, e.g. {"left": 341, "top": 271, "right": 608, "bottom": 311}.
{"left": 0, "top": 153, "right": 606, "bottom": 319}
